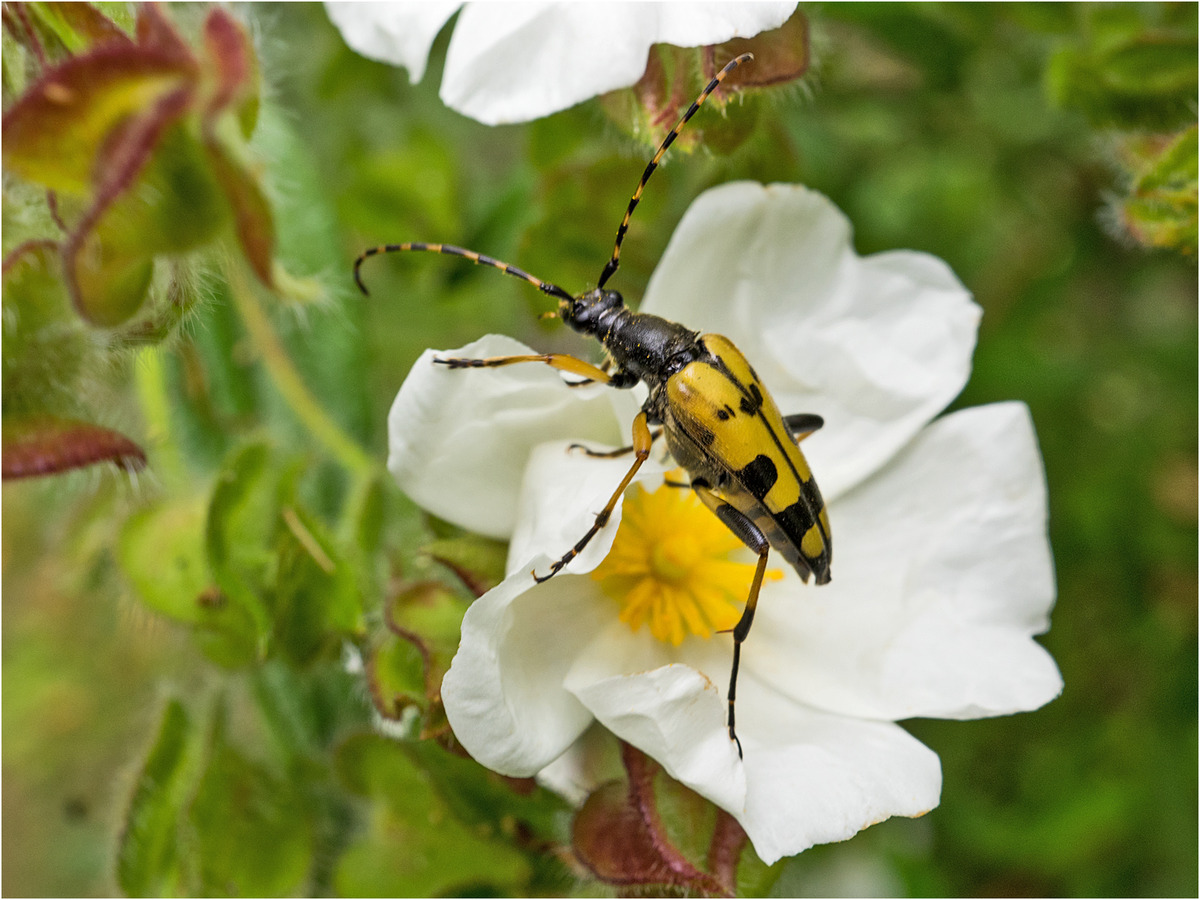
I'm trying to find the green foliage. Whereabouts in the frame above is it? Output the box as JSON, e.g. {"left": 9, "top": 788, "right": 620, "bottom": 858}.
{"left": 3, "top": 2, "right": 1196, "bottom": 898}
{"left": 1115, "top": 125, "right": 1199, "bottom": 255}
{"left": 116, "top": 700, "right": 198, "bottom": 897}
{"left": 334, "top": 733, "right": 536, "bottom": 896}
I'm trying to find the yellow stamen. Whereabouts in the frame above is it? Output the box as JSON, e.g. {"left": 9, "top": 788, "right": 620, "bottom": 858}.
{"left": 591, "top": 478, "right": 782, "bottom": 645}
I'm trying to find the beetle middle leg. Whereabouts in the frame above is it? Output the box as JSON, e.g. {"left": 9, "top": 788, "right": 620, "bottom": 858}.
{"left": 533, "top": 410, "right": 654, "bottom": 584}
{"left": 568, "top": 428, "right": 662, "bottom": 458}
{"left": 784, "top": 413, "right": 824, "bottom": 443}
{"left": 691, "top": 479, "right": 772, "bottom": 759}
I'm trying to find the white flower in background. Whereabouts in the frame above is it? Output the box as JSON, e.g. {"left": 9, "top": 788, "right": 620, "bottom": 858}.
{"left": 325, "top": 2, "right": 797, "bottom": 125}
{"left": 387, "top": 181, "right": 1063, "bottom": 864}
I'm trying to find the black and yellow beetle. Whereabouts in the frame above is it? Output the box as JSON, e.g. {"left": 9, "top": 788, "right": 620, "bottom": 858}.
{"left": 355, "top": 54, "right": 831, "bottom": 756}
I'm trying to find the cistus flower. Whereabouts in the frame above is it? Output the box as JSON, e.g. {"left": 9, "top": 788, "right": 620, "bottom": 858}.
{"left": 325, "top": 1, "right": 797, "bottom": 125}
{"left": 386, "top": 181, "right": 1063, "bottom": 863}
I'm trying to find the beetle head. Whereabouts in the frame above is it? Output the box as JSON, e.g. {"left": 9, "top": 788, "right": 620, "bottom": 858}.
{"left": 559, "top": 288, "right": 625, "bottom": 335}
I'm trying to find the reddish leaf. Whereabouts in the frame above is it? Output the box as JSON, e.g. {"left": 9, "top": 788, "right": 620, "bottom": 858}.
{"left": 202, "top": 8, "right": 255, "bottom": 124}
{"left": 134, "top": 3, "right": 195, "bottom": 65}
{"left": 574, "top": 781, "right": 723, "bottom": 892}
{"left": 203, "top": 139, "right": 276, "bottom": 287}
{"left": 712, "top": 8, "right": 810, "bottom": 88}
{"left": 91, "top": 84, "right": 193, "bottom": 203}
{"left": 63, "top": 85, "right": 193, "bottom": 326}
{"left": 707, "top": 809, "right": 750, "bottom": 892}
{"left": 1, "top": 44, "right": 194, "bottom": 193}
{"left": 2, "top": 416, "right": 146, "bottom": 479}
{"left": 572, "top": 745, "right": 729, "bottom": 896}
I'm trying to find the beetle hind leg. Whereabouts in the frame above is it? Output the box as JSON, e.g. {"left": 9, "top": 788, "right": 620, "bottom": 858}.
{"left": 690, "top": 480, "right": 771, "bottom": 758}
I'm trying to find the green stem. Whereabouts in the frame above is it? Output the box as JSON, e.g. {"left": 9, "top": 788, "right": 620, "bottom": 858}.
{"left": 134, "top": 346, "right": 186, "bottom": 485}
{"left": 226, "top": 259, "right": 376, "bottom": 478}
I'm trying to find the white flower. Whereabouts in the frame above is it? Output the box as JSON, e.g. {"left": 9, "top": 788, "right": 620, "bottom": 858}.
{"left": 325, "top": 2, "right": 797, "bottom": 125}
{"left": 387, "top": 182, "right": 1063, "bottom": 864}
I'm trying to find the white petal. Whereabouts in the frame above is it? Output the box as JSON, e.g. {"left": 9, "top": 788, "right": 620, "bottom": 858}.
{"left": 507, "top": 439, "right": 670, "bottom": 576}
{"left": 565, "top": 621, "right": 746, "bottom": 814}
{"left": 735, "top": 688, "right": 942, "bottom": 864}
{"left": 324, "top": 1, "right": 462, "bottom": 82}
{"left": 442, "top": 2, "right": 796, "bottom": 125}
{"left": 441, "top": 566, "right": 612, "bottom": 776}
{"left": 747, "top": 402, "right": 1062, "bottom": 721}
{"left": 563, "top": 622, "right": 940, "bottom": 865}
{"left": 387, "top": 335, "right": 628, "bottom": 538}
{"left": 642, "top": 182, "right": 981, "bottom": 499}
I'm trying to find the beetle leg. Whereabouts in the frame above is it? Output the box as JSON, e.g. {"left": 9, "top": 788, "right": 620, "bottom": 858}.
{"left": 568, "top": 428, "right": 662, "bottom": 458}
{"left": 564, "top": 358, "right": 612, "bottom": 388}
{"left": 434, "top": 353, "right": 639, "bottom": 389}
{"left": 690, "top": 479, "right": 771, "bottom": 759}
{"left": 783, "top": 413, "right": 825, "bottom": 443}
{"left": 533, "top": 411, "right": 653, "bottom": 584}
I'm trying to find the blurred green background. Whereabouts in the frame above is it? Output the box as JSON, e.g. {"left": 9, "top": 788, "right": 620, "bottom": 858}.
{"left": 3, "top": 3, "right": 1196, "bottom": 896}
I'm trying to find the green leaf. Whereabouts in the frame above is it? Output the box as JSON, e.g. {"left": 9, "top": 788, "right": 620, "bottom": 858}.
{"left": 0, "top": 242, "right": 91, "bottom": 418}
{"left": 366, "top": 633, "right": 427, "bottom": 721}
{"left": 24, "top": 2, "right": 133, "bottom": 56}
{"left": 64, "top": 225, "right": 155, "bottom": 327}
{"left": 273, "top": 501, "right": 365, "bottom": 664}
{"left": 406, "top": 738, "right": 571, "bottom": 843}
{"left": 333, "top": 734, "right": 532, "bottom": 897}
{"left": 189, "top": 714, "right": 316, "bottom": 896}
{"left": 205, "top": 439, "right": 285, "bottom": 655}
{"left": 116, "top": 700, "right": 198, "bottom": 898}
{"left": 102, "top": 121, "right": 231, "bottom": 255}
{"left": 1117, "top": 125, "right": 1198, "bottom": 255}
{"left": 424, "top": 532, "right": 508, "bottom": 596}
{"left": 118, "top": 496, "right": 211, "bottom": 624}
{"left": 250, "top": 659, "right": 369, "bottom": 762}
{"left": 385, "top": 580, "right": 470, "bottom": 691}
{"left": 118, "top": 495, "right": 259, "bottom": 667}
{"left": 1045, "top": 9, "right": 1198, "bottom": 131}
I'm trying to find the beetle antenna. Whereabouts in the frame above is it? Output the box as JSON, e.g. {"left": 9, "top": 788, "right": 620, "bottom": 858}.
{"left": 354, "top": 242, "right": 574, "bottom": 303}
{"left": 597, "top": 52, "right": 753, "bottom": 290}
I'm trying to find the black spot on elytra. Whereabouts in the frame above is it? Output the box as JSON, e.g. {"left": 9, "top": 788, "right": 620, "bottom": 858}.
{"left": 776, "top": 499, "right": 816, "bottom": 547}
{"left": 739, "top": 383, "right": 764, "bottom": 415}
{"left": 738, "top": 454, "right": 778, "bottom": 498}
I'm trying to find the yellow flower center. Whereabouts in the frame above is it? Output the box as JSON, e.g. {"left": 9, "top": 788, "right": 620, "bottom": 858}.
{"left": 590, "top": 478, "right": 782, "bottom": 646}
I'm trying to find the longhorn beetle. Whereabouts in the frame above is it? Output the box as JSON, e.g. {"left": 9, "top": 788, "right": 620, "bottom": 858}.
{"left": 355, "top": 54, "right": 831, "bottom": 757}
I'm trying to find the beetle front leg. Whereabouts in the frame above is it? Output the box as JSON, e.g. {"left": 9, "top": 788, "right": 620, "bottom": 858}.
{"left": 434, "top": 353, "right": 638, "bottom": 388}
{"left": 533, "top": 411, "right": 653, "bottom": 583}
{"left": 691, "top": 479, "right": 772, "bottom": 760}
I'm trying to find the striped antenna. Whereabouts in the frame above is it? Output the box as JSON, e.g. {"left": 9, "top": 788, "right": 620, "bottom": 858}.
{"left": 354, "top": 242, "right": 574, "bottom": 303}
{"left": 596, "top": 52, "right": 753, "bottom": 290}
